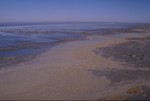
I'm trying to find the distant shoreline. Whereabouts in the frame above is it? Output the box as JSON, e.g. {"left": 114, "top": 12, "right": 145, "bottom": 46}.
{"left": 0, "top": 21, "right": 149, "bottom": 27}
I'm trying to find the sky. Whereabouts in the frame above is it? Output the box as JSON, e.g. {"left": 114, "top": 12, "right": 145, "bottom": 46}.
{"left": 0, "top": 0, "right": 150, "bottom": 23}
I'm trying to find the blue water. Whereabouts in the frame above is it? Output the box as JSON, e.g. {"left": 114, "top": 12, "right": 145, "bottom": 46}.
{"left": 0, "top": 22, "right": 137, "bottom": 57}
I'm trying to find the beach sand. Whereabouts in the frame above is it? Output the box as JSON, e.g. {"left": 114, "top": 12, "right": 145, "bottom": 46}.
{"left": 0, "top": 32, "right": 150, "bottom": 100}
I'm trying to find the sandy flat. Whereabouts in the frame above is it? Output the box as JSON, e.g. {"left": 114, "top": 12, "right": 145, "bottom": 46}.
{"left": 0, "top": 33, "right": 150, "bottom": 100}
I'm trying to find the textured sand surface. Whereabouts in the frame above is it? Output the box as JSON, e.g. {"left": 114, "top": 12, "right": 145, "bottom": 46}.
{"left": 0, "top": 33, "right": 150, "bottom": 100}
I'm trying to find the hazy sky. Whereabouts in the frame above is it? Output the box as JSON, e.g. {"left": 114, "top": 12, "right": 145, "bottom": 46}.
{"left": 0, "top": 0, "right": 150, "bottom": 23}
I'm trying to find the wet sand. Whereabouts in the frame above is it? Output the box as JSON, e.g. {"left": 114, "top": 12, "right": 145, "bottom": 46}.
{"left": 0, "top": 34, "right": 83, "bottom": 68}
{"left": 0, "top": 32, "right": 150, "bottom": 100}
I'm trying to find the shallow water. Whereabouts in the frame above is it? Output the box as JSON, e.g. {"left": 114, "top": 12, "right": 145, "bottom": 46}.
{"left": 0, "top": 22, "right": 137, "bottom": 61}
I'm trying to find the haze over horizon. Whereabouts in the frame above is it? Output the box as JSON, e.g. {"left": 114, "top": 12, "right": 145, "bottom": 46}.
{"left": 0, "top": 0, "right": 150, "bottom": 23}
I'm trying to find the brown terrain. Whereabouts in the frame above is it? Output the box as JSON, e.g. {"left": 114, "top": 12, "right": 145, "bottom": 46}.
{"left": 0, "top": 26, "right": 150, "bottom": 100}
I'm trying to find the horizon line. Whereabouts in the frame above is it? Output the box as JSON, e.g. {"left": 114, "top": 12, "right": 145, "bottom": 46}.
{"left": 0, "top": 21, "right": 150, "bottom": 24}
